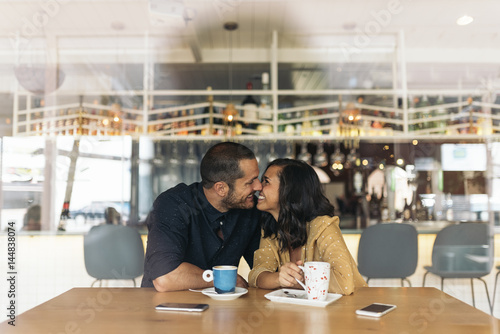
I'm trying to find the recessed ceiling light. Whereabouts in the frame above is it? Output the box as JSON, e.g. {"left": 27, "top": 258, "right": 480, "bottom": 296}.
{"left": 456, "top": 15, "right": 474, "bottom": 26}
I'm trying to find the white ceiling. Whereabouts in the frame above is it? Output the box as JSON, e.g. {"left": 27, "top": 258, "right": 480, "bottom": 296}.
{"left": 1, "top": 0, "right": 499, "bottom": 48}
{"left": 0, "top": 0, "right": 500, "bottom": 92}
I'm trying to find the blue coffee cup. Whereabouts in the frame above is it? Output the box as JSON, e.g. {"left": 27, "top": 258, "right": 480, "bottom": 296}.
{"left": 202, "top": 265, "right": 237, "bottom": 294}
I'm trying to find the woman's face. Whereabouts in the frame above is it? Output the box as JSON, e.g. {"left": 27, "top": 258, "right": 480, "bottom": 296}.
{"left": 257, "top": 165, "right": 282, "bottom": 220}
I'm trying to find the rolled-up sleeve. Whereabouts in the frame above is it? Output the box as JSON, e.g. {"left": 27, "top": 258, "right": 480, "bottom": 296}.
{"left": 248, "top": 235, "right": 280, "bottom": 287}
{"left": 142, "top": 196, "right": 190, "bottom": 285}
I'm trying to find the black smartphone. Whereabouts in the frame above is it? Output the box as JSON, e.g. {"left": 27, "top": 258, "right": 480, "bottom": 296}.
{"left": 355, "top": 303, "right": 396, "bottom": 317}
{"left": 155, "top": 303, "right": 209, "bottom": 312}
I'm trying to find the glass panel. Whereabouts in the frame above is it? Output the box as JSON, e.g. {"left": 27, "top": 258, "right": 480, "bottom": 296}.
{"left": 1, "top": 137, "right": 45, "bottom": 231}
{"left": 57, "top": 136, "right": 132, "bottom": 232}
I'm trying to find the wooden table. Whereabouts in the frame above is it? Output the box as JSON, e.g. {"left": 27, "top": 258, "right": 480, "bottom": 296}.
{"left": 1, "top": 287, "right": 499, "bottom": 333}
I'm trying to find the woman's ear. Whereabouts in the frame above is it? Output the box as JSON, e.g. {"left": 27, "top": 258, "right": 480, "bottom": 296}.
{"left": 213, "top": 181, "right": 229, "bottom": 197}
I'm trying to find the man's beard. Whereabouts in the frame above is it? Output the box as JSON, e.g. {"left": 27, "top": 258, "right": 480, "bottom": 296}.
{"left": 222, "top": 187, "right": 255, "bottom": 210}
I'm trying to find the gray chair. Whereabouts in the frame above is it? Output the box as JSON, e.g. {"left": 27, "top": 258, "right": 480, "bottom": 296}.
{"left": 422, "top": 223, "right": 493, "bottom": 314}
{"left": 357, "top": 223, "right": 418, "bottom": 287}
{"left": 84, "top": 224, "right": 144, "bottom": 287}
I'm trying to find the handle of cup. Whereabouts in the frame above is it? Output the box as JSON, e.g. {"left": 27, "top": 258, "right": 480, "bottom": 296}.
{"left": 202, "top": 270, "right": 213, "bottom": 282}
{"left": 295, "top": 265, "right": 306, "bottom": 289}
{"left": 294, "top": 277, "right": 306, "bottom": 290}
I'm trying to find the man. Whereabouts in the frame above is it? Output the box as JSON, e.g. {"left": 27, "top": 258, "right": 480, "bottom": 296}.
{"left": 141, "top": 142, "right": 262, "bottom": 292}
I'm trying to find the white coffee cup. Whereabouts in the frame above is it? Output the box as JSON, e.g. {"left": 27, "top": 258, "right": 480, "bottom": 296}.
{"left": 295, "top": 261, "right": 330, "bottom": 301}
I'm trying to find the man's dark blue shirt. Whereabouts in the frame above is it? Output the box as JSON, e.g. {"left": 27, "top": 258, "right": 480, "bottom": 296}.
{"left": 141, "top": 182, "right": 261, "bottom": 287}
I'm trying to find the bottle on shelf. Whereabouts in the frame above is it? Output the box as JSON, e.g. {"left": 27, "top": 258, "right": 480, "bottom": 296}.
{"left": 33, "top": 111, "right": 42, "bottom": 134}
{"left": 369, "top": 187, "right": 381, "bottom": 225}
{"left": 241, "top": 81, "right": 259, "bottom": 130}
{"left": 188, "top": 109, "right": 197, "bottom": 135}
{"left": 178, "top": 110, "right": 188, "bottom": 135}
{"left": 403, "top": 197, "right": 412, "bottom": 221}
{"left": 435, "top": 95, "right": 447, "bottom": 133}
{"left": 258, "top": 73, "right": 273, "bottom": 130}
{"left": 171, "top": 110, "right": 179, "bottom": 133}
{"left": 425, "top": 171, "right": 432, "bottom": 194}
{"left": 380, "top": 191, "right": 389, "bottom": 222}
{"left": 311, "top": 110, "right": 322, "bottom": 136}
{"left": 420, "top": 95, "right": 430, "bottom": 129}
{"left": 284, "top": 112, "right": 295, "bottom": 135}
{"left": 301, "top": 110, "right": 313, "bottom": 136}
{"left": 408, "top": 96, "right": 420, "bottom": 132}
{"left": 415, "top": 196, "right": 427, "bottom": 221}
{"left": 353, "top": 170, "right": 363, "bottom": 195}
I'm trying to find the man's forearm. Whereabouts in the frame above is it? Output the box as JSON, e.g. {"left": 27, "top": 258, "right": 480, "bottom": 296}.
{"left": 153, "top": 262, "right": 213, "bottom": 292}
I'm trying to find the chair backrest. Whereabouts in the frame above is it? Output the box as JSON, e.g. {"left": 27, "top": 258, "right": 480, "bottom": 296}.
{"left": 357, "top": 223, "right": 418, "bottom": 279}
{"left": 84, "top": 224, "right": 144, "bottom": 280}
{"left": 431, "top": 223, "right": 493, "bottom": 273}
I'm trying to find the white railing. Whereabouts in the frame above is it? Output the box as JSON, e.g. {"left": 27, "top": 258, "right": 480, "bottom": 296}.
{"left": 13, "top": 92, "right": 500, "bottom": 141}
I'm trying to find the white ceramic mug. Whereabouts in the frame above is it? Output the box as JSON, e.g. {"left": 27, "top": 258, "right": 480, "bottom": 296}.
{"left": 295, "top": 261, "right": 330, "bottom": 301}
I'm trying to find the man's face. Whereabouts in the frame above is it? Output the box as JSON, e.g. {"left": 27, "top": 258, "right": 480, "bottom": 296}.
{"left": 222, "top": 159, "right": 262, "bottom": 210}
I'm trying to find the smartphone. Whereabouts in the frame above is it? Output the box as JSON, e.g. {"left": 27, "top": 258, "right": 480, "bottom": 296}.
{"left": 155, "top": 303, "right": 209, "bottom": 312}
{"left": 355, "top": 303, "right": 396, "bottom": 317}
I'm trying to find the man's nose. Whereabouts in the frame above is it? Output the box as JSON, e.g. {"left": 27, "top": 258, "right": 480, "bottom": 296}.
{"left": 253, "top": 179, "right": 262, "bottom": 191}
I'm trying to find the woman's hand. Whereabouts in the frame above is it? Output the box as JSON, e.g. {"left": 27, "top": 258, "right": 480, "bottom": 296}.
{"left": 278, "top": 261, "right": 304, "bottom": 289}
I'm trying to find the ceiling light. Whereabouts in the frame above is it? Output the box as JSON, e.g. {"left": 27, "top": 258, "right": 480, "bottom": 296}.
{"left": 456, "top": 15, "right": 473, "bottom": 26}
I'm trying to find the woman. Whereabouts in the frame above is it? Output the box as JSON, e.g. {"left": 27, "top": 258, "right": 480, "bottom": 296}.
{"left": 248, "top": 159, "right": 366, "bottom": 295}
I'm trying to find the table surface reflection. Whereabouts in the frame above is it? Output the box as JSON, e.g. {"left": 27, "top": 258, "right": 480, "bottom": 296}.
{"left": 1, "top": 287, "right": 498, "bottom": 334}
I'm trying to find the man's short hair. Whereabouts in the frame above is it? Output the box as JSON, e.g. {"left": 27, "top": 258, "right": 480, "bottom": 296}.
{"left": 200, "top": 142, "right": 256, "bottom": 189}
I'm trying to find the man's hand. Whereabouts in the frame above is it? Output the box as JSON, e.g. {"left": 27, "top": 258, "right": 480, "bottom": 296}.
{"left": 278, "top": 260, "right": 304, "bottom": 289}
{"left": 152, "top": 262, "right": 212, "bottom": 292}
{"left": 236, "top": 274, "right": 249, "bottom": 288}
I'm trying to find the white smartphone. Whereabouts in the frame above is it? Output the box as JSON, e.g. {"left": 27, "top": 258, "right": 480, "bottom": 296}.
{"left": 355, "top": 303, "right": 396, "bottom": 317}
{"left": 155, "top": 303, "right": 209, "bottom": 312}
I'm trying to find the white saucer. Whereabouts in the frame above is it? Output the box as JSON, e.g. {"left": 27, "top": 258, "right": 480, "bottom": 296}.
{"left": 264, "top": 289, "right": 342, "bottom": 307}
{"left": 201, "top": 287, "right": 248, "bottom": 300}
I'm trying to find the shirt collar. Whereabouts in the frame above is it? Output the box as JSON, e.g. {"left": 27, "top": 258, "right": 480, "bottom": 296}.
{"left": 196, "top": 183, "right": 226, "bottom": 226}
